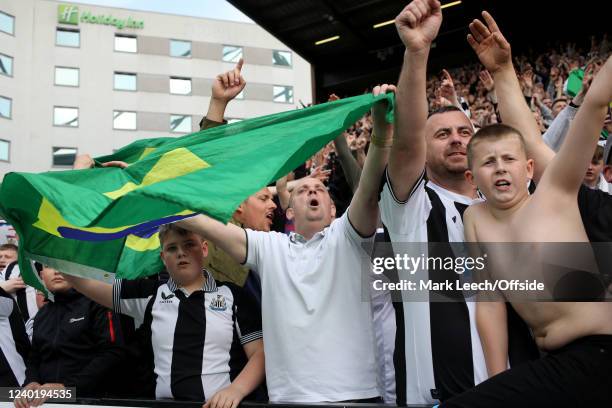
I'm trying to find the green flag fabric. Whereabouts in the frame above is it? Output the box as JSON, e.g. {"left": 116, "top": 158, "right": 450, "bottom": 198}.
{"left": 0, "top": 93, "right": 394, "bottom": 292}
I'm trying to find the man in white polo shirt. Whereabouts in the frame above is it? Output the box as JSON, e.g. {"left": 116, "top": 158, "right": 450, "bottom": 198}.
{"left": 178, "top": 86, "right": 395, "bottom": 402}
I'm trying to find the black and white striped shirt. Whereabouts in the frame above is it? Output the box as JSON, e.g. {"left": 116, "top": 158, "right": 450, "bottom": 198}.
{"left": 0, "top": 287, "right": 30, "bottom": 387}
{"left": 112, "top": 270, "right": 262, "bottom": 401}
{"left": 379, "top": 170, "right": 538, "bottom": 405}
{"left": 1, "top": 263, "right": 38, "bottom": 328}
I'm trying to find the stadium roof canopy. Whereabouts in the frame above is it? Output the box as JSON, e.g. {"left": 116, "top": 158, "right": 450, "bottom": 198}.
{"left": 228, "top": 0, "right": 609, "bottom": 101}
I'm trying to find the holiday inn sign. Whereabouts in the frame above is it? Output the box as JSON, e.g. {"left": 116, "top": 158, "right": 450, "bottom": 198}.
{"left": 58, "top": 4, "right": 144, "bottom": 29}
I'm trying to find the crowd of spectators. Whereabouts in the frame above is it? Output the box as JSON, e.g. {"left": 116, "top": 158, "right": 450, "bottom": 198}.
{"left": 279, "top": 34, "right": 612, "bottom": 225}
{"left": 0, "top": 18, "right": 610, "bottom": 408}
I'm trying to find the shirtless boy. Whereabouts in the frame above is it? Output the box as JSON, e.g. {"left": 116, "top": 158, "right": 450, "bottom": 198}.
{"left": 440, "top": 13, "right": 612, "bottom": 407}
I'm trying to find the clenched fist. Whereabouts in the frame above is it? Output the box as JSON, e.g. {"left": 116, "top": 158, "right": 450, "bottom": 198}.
{"left": 395, "top": 0, "right": 442, "bottom": 53}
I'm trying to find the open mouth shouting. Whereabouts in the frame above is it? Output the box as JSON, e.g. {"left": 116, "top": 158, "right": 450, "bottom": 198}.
{"left": 308, "top": 198, "right": 320, "bottom": 209}
{"left": 265, "top": 211, "right": 274, "bottom": 225}
{"left": 494, "top": 179, "right": 511, "bottom": 191}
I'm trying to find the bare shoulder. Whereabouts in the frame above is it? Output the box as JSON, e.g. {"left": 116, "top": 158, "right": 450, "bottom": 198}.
{"left": 463, "top": 202, "right": 489, "bottom": 242}
{"left": 464, "top": 201, "right": 489, "bottom": 220}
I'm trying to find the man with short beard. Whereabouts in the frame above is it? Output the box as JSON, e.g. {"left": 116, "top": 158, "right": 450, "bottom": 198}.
{"left": 379, "top": 1, "right": 537, "bottom": 405}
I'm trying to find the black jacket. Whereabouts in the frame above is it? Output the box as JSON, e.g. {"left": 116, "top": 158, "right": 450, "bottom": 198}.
{"left": 24, "top": 289, "right": 123, "bottom": 396}
{"left": 0, "top": 287, "right": 30, "bottom": 387}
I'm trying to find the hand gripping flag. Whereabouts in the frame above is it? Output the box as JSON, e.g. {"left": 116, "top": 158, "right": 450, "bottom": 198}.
{"left": 0, "top": 93, "right": 394, "bottom": 292}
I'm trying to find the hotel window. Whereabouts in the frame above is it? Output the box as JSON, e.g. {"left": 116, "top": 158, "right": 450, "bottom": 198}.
{"left": 52, "top": 147, "right": 77, "bottom": 166}
{"left": 0, "top": 53, "right": 13, "bottom": 76}
{"left": 0, "top": 96, "right": 11, "bottom": 119}
{"left": 113, "top": 111, "right": 137, "bottom": 130}
{"left": 55, "top": 67, "right": 79, "bottom": 87}
{"left": 114, "top": 72, "right": 137, "bottom": 91}
{"left": 273, "top": 86, "right": 294, "bottom": 104}
{"left": 273, "top": 50, "right": 292, "bottom": 67}
{"left": 170, "top": 40, "right": 191, "bottom": 58}
{"left": 56, "top": 28, "right": 80, "bottom": 47}
{"left": 53, "top": 106, "right": 78, "bottom": 127}
{"left": 0, "top": 11, "right": 14, "bottom": 35}
{"left": 170, "top": 115, "right": 192, "bottom": 133}
{"left": 0, "top": 139, "right": 9, "bottom": 162}
{"left": 222, "top": 45, "right": 242, "bottom": 63}
{"left": 170, "top": 77, "right": 191, "bottom": 95}
{"left": 115, "top": 35, "right": 137, "bottom": 53}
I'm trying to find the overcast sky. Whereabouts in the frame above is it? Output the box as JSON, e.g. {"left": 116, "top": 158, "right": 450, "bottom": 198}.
{"left": 72, "top": 0, "right": 254, "bottom": 23}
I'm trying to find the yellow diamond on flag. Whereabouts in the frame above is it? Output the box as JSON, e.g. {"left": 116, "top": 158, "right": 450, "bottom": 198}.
{"left": 104, "top": 148, "right": 210, "bottom": 200}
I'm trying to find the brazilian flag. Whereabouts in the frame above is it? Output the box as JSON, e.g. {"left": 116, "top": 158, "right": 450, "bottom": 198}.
{"left": 0, "top": 93, "right": 394, "bottom": 292}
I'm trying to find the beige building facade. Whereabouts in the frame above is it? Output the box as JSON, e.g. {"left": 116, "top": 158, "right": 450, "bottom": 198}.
{"left": 0, "top": 0, "right": 313, "bottom": 174}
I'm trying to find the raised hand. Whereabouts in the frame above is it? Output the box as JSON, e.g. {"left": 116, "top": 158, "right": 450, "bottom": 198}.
{"left": 479, "top": 70, "right": 495, "bottom": 92}
{"left": 275, "top": 174, "right": 290, "bottom": 211}
{"left": 309, "top": 165, "right": 331, "bottom": 184}
{"left": 371, "top": 84, "right": 396, "bottom": 147}
{"left": 522, "top": 69, "right": 534, "bottom": 90}
{"left": 439, "top": 69, "right": 459, "bottom": 105}
{"left": 572, "top": 63, "right": 595, "bottom": 105}
{"left": 371, "top": 84, "right": 397, "bottom": 117}
{"left": 520, "top": 69, "right": 535, "bottom": 97}
{"left": 467, "top": 11, "right": 512, "bottom": 74}
{"left": 434, "top": 87, "right": 452, "bottom": 107}
{"left": 212, "top": 58, "right": 246, "bottom": 103}
{"left": 395, "top": 0, "right": 442, "bottom": 53}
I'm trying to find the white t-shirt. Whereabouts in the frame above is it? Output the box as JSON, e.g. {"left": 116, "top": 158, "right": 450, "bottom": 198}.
{"left": 244, "top": 211, "right": 380, "bottom": 402}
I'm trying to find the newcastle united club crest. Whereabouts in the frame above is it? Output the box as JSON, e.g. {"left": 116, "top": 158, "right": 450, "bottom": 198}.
{"left": 209, "top": 294, "right": 227, "bottom": 311}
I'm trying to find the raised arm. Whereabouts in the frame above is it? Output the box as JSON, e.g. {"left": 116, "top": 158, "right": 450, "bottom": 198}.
{"left": 541, "top": 56, "right": 612, "bottom": 194}
{"left": 389, "top": 0, "right": 442, "bottom": 201}
{"left": 329, "top": 94, "right": 363, "bottom": 193}
{"left": 203, "top": 59, "right": 246, "bottom": 125}
{"left": 542, "top": 65, "right": 595, "bottom": 152}
{"left": 275, "top": 174, "right": 291, "bottom": 211}
{"left": 268, "top": 166, "right": 330, "bottom": 197}
{"left": 177, "top": 216, "right": 247, "bottom": 265}
{"left": 348, "top": 85, "right": 395, "bottom": 237}
{"left": 333, "top": 132, "right": 362, "bottom": 193}
{"left": 60, "top": 274, "right": 113, "bottom": 310}
{"left": 439, "top": 69, "right": 462, "bottom": 110}
{"left": 467, "top": 11, "right": 553, "bottom": 183}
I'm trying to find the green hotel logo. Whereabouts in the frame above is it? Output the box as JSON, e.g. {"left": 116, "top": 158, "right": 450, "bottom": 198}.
{"left": 58, "top": 4, "right": 79, "bottom": 25}
{"left": 57, "top": 4, "right": 144, "bottom": 29}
